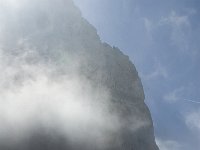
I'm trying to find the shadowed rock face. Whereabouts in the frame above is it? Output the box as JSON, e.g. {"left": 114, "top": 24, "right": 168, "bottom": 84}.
{"left": 0, "top": 0, "right": 159, "bottom": 149}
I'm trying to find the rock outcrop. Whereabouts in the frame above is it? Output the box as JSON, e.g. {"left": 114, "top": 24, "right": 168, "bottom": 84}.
{"left": 0, "top": 0, "right": 159, "bottom": 149}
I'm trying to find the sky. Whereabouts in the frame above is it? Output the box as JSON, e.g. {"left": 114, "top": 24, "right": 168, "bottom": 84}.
{"left": 74, "top": 0, "right": 200, "bottom": 149}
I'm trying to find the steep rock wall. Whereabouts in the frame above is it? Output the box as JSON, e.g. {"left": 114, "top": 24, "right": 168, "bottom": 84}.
{"left": 0, "top": 0, "right": 159, "bottom": 149}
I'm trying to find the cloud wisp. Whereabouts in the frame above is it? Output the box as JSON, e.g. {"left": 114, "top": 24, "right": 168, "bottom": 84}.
{"left": 156, "top": 138, "right": 182, "bottom": 150}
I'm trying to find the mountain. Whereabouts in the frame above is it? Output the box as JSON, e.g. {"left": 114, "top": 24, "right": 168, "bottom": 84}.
{"left": 0, "top": 0, "right": 159, "bottom": 149}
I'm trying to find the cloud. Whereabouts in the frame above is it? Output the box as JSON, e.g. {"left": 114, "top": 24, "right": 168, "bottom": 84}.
{"left": 143, "top": 10, "right": 197, "bottom": 56}
{"left": 0, "top": 49, "right": 121, "bottom": 145}
{"left": 158, "top": 10, "right": 193, "bottom": 53}
{"left": 143, "top": 17, "right": 153, "bottom": 33}
{"left": 164, "top": 87, "right": 185, "bottom": 103}
{"left": 185, "top": 109, "right": 200, "bottom": 132}
{"left": 156, "top": 139, "right": 181, "bottom": 150}
{"left": 141, "top": 61, "right": 168, "bottom": 81}
{"left": 164, "top": 85, "right": 200, "bottom": 104}
{"left": 0, "top": 0, "right": 120, "bottom": 147}
{"left": 184, "top": 109, "right": 200, "bottom": 149}
{"left": 160, "top": 11, "right": 190, "bottom": 27}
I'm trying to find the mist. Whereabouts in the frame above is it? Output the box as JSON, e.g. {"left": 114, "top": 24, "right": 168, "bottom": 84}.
{"left": 0, "top": 48, "right": 120, "bottom": 147}
{"left": 0, "top": 0, "right": 156, "bottom": 149}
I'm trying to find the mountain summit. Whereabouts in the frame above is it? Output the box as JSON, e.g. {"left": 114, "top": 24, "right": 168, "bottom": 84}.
{"left": 0, "top": 0, "right": 159, "bottom": 149}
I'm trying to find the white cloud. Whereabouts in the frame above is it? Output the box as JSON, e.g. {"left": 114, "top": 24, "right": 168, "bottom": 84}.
{"left": 164, "top": 87, "right": 185, "bottom": 103}
{"left": 184, "top": 109, "right": 200, "bottom": 150}
{"left": 156, "top": 139, "right": 181, "bottom": 150}
{"left": 183, "top": 105, "right": 200, "bottom": 149}
{"left": 158, "top": 10, "right": 193, "bottom": 53}
{"left": 0, "top": 50, "right": 119, "bottom": 144}
{"left": 141, "top": 61, "right": 168, "bottom": 81}
{"left": 144, "top": 17, "right": 153, "bottom": 33}
{"left": 185, "top": 109, "right": 200, "bottom": 132}
{"left": 160, "top": 11, "right": 190, "bottom": 27}
{"left": 143, "top": 17, "right": 155, "bottom": 43}
{"left": 164, "top": 85, "right": 200, "bottom": 104}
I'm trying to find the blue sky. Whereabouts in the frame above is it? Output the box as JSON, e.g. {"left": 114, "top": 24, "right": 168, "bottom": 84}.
{"left": 74, "top": 0, "right": 200, "bottom": 149}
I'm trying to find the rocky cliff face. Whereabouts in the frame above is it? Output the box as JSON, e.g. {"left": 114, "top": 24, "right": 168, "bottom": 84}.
{"left": 0, "top": 0, "right": 158, "bottom": 149}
